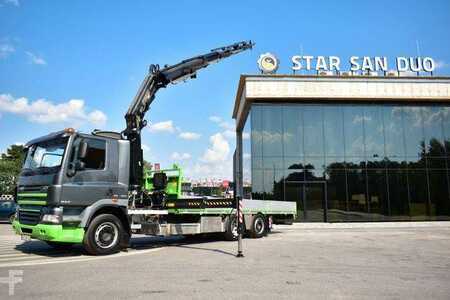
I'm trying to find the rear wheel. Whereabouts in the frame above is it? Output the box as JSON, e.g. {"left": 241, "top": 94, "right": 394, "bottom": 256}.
{"left": 249, "top": 214, "right": 267, "bottom": 238}
{"left": 83, "top": 214, "right": 124, "bottom": 255}
{"left": 223, "top": 215, "right": 239, "bottom": 241}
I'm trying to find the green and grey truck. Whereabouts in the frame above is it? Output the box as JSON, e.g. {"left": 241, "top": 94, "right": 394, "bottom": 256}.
{"left": 12, "top": 41, "right": 296, "bottom": 255}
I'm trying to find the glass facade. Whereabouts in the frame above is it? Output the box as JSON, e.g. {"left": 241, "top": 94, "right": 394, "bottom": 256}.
{"left": 250, "top": 103, "right": 450, "bottom": 222}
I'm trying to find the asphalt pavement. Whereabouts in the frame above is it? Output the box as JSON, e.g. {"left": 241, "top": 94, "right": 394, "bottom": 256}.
{"left": 0, "top": 221, "right": 450, "bottom": 299}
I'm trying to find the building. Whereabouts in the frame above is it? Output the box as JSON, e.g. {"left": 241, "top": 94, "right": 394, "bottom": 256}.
{"left": 233, "top": 75, "right": 450, "bottom": 222}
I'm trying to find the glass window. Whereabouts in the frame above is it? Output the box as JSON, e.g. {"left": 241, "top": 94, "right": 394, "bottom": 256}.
{"left": 408, "top": 169, "right": 429, "bottom": 220}
{"left": 324, "top": 106, "right": 345, "bottom": 157}
{"left": 251, "top": 105, "right": 263, "bottom": 158}
{"left": 442, "top": 107, "right": 450, "bottom": 156}
{"left": 283, "top": 105, "right": 303, "bottom": 157}
{"left": 346, "top": 168, "right": 368, "bottom": 221}
{"left": 343, "top": 106, "right": 365, "bottom": 157}
{"left": 251, "top": 169, "right": 264, "bottom": 200}
{"left": 363, "top": 106, "right": 385, "bottom": 162}
{"left": 285, "top": 182, "right": 304, "bottom": 221}
{"left": 262, "top": 168, "right": 284, "bottom": 201}
{"left": 82, "top": 138, "right": 106, "bottom": 170}
{"left": 285, "top": 168, "right": 305, "bottom": 182}
{"left": 366, "top": 169, "right": 389, "bottom": 220}
{"left": 428, "top": 170, "right": 450, "bottom": 220}
{"left": 423, "top": 106, "right": 446, "bottom": 157}
{"left": 388, "top": 169, "right": 410, "bottom": 220}
{"left": 382, "top": 106, "right": 405, "bottom": 162}
{"left": 303, "top": 105, "right": 324, "bottom": 156}
{"left": 403, "top": 106, "right": 426, "bottom": 161}
{"left": 326, "top": 169, "right": 348, "bottom": 222}
{"left": 262, "top": 105, "right": 283, "bottom": 157}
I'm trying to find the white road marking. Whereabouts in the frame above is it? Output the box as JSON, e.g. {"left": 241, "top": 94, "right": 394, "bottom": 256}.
{"left": 0, "top": 234, "right": 166, "bottom": 268}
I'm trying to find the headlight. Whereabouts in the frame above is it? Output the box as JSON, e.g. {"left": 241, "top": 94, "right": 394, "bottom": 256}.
{"left": 41, "top": 207, "right": 63, "bottom": 224}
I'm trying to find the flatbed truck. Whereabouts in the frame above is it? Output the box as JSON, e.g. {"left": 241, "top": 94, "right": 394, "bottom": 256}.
{"left": 12, "top": 41, "right": 296, "bottom": 255}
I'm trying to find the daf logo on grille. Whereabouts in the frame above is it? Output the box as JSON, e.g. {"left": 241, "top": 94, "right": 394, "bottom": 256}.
{"left": 257, "top": 53, "right": 279, "bottom": 74}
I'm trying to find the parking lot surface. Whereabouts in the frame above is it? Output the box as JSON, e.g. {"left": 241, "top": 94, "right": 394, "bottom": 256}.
{"left": 0, "top": 222, "right": 449, "bottom": 299}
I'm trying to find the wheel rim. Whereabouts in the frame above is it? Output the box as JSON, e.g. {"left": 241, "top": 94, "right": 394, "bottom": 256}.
{"left": 255, "top": 217, "right": 265, "bottom": 235}
{"left": 94, "top": 222, "right": 119, "bottom": 249}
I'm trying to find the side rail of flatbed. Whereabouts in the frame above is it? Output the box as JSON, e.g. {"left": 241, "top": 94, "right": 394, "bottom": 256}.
{"left": 130, "top": 198, "right": 296, "bottom": 239}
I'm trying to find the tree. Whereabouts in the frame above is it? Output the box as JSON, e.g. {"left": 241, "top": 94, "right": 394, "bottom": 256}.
{"left": 0, "top": 144, "right": 25, "bottom": 194}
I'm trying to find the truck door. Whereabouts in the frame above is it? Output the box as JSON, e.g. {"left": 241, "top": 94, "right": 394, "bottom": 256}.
{"left": 61, "top": 136, "right": 118, "bottom": 206}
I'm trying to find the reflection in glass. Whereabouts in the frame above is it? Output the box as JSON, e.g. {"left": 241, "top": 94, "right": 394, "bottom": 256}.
{"left": 262, "top": 105, "right": 283, "bottom": 157}
{"left": 250, "top": 103, "right": 450, "bottom": 221}
{"left": 343, "top": 106, "right": 364, "bottom": 157}
{"left": 388, "top": 169, "right": 410, "bottom": 220}
{"left": 367, "top": 169, "right": 389, "bottom": 220}
{"left": 428, "top": 170, "right": 450, "bottom": 220}
{"left": 324, "top": 106, "right": 345, "bottom": 157}
{"left": 408, "top": 169, "right": 429, "bottom": 220}
{"left": 303, "top": 106, "right": 324, "bottom": 156}
{"left": 283, "top": 105, "right": 303, "bottom": 157}
{"left": 383, "top": 106, "right": 405, "bottom": 161}
{"left": 403, "top": 106, "right": 426, "bottom": 160}
{"left": 346, "top": 169, "right": 368, "bottom": 221}
{"left": 326, "top": 169, "right": 348, "bottom": 221}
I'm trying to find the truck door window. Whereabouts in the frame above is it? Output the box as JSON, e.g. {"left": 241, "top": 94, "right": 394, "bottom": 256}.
{"left": 82, "top": 138, "right": 106, "bottom": 170}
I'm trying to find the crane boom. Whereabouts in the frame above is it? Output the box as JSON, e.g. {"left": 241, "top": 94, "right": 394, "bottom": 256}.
{"left": 123, "top": 40, "right": 254, "bottom": 192}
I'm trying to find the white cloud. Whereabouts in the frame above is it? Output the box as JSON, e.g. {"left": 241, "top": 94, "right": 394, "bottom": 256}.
{"left": 209, "top": 116, "right": 222, "bottom": 123}
{"left": 148, "top": 120, "right": 175, "bottom": 133}
{"left": 209, "top": 115, "right": 234, "bottom": 130}
{"left": 171, "top": 152, "right": 191, "bottom": 160}
{"left": 141, "top": 144, "right": 150, "bottom": 152}
{"left": 26, "top": 51, "right": 47, "bottom": 65}
{"left": 222, "top": 129, "right": 235, "bottom": 139}
{"left": 4, "top": 0, "right": 19, "bottom": 6}
{"left": 201, "top": 133, "right": 230, "bottom": 163}
{"left": 0, "top": 94, "right": 107, "bottom": 126}
{"left": 0, "top": 43, "right": 14, "bottom": 59}
{"left": 179, "top": 131, "right": 201, "bottom": 140}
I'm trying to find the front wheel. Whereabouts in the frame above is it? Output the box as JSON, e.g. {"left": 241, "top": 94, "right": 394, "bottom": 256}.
{"left": 249, "top": 214, "right": 267, "bottom": 238}
{"left": 83, "top": 214, "right": 124, "bottom": 255}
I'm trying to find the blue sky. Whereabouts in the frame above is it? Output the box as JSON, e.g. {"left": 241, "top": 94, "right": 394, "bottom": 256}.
{"left": 1, "top": 0, "right": 449, "bottom": 180}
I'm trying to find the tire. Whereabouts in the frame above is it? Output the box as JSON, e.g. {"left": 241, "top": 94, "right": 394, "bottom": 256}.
{"left": 46, "top": 241, "right": 74, "bottom": 250}
{"left": 249, "top": 214, "right": 267, "bottom": 238}
{"left": 223, "top": 214, "right": 239, "bottom": 241}
{"left": 83, "top": 214, "right": 124, "bottom": 255}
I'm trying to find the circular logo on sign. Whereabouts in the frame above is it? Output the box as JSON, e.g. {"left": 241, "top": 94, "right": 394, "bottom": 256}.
{"left": 257, "top": 53, "right": 279, "bottom": 74}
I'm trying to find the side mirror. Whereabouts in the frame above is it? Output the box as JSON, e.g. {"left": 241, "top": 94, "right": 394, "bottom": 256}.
{"left": 78, "top": 141, "right": 88, "bottom": 160}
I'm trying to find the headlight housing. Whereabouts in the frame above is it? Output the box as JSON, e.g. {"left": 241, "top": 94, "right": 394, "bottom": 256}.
{"left": 41, "top": 207, "right": 63, "bottom": 224}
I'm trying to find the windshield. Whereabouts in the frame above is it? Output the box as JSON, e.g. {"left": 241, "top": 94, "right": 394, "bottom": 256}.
{"left": 22, "top": 138, "right": 68, "bottom": 175}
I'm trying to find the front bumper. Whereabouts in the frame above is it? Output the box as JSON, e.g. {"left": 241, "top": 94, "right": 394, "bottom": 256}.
{"left": 12, "top": 220, "right": 85, "bottom": 244}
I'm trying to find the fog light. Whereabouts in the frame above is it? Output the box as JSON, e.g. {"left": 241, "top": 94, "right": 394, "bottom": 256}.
{"left": 41, "top": 207, "right": 63, "bottom": 224}
{"left": 42, "top": 214, "right": 62, "bottom": 224}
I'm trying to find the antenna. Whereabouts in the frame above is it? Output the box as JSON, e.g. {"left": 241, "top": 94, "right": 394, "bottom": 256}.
{"left": 416, "top": 40, "right": 421, "bottom": 76}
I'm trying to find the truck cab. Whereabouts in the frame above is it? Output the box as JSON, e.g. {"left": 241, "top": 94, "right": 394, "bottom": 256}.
{"left": 13, "top": 128, "right": 132, "bottom": 253}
